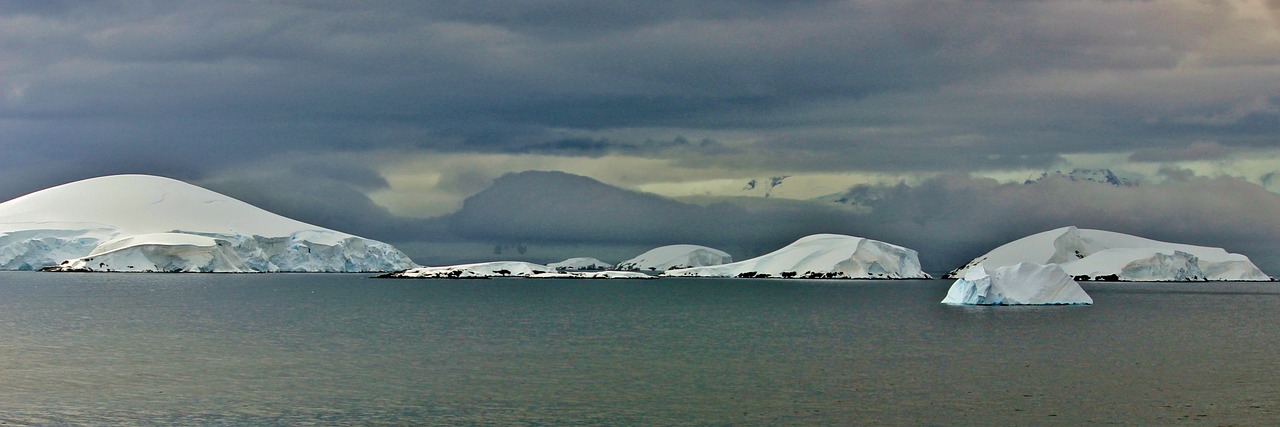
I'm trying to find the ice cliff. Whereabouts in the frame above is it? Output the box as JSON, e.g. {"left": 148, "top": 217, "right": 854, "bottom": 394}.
{"left": 947, "top": 226, "right": 1269, "bottom": 281}
{"left": 0, "top": 174, "right": 415, "bottom": 272}
{"left": 942, "top": 262, "right": 1093, "bottom": 305}
{"left": 661, "top": 234, "right": 929, "bottom": 279}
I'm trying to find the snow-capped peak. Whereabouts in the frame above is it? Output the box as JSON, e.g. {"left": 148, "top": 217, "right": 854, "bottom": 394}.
{"left": 1027, "top": 169, "right": 1138, "bottom": 187}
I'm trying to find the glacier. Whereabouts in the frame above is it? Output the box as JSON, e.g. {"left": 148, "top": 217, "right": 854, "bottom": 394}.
{"left": 942, "top": 262, "right": 1093, "bottom": 305}
{"left": 947, "top": 226, "right": 1270, "bottom": 282}
{"left": 0, "top": 175, "right": 416, "bottom": 272}
{"left": 615, "top": 244, "right": 733, "bottom": 272}
{"left": 661, "top": 234, "right": 930, "bottom": 279}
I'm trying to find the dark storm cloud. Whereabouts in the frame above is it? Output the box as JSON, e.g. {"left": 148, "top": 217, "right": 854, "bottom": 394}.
{"left": 1129, "top": 141, "right": 1231, "bottom": 163}
{"left": 8, "top": 0, "right": 1267, "bottom": 175}
{"left": 516, "top": 136, "right": 727, "bottom": 157}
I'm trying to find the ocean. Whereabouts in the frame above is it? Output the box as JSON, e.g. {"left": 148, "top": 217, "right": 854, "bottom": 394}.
{"left": 1, "top": 272, "right": 1277, "bottom": 425}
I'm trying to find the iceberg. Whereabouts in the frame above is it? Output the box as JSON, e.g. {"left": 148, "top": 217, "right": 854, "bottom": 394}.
{"left": 946, "top": 226, "right": 1270, "bottom": 281}
{"left": 616, "top": 244, "right": 733, "bottom": 272}
{"left": 942, "top": 262, "right": 1093, "bottom": 305}
{"left": 0, "top": 174, "right": 416, "bottom": 272}
{"left": 661, "top": 234, "right": 930, "bottom": 279}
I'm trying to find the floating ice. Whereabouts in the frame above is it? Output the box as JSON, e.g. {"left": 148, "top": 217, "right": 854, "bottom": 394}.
{"left": 942, "top": 262, "right": 1093, "bottom": 305}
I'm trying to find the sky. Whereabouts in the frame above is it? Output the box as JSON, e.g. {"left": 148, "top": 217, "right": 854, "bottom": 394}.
{"left": 2, "top": 0, "right": 1280, "bottom": 274}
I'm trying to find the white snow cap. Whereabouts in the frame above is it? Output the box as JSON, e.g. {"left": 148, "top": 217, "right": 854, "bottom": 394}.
{"left": 548, "top": 257, "right": 612, "bottom": 271}
{"left": 947, "top": 226, "right": 1269, "bottom": 282}
{"left": 616, "top": 244, "right": 732, "bottom": 272}
{"left": 942, "top": 262, "right": 1093, "bottom": 305}
{"left": 662, "top": 233, "right": 929, "bottom": 279}
{"left": 0, "top": 174, "right": 415, "bottom": 272}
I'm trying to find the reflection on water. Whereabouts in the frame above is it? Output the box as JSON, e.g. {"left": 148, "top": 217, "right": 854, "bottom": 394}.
{"left": 1, "top": 273, "right": 1278, "bottom": 425}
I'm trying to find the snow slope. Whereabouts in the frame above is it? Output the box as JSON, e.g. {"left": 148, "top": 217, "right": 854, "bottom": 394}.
{"left": 616, "top": 244, "right": 733, "bottom": 272}
{"left": 942, "top": 262, "right": 1093, "bottom": 305}
{"left": 661, "top": 234, "right": 929, "bottom": 279}
{"left": 383, "top": 261, "right": 552, "bottom": 278}
{"left": 0, "top": 174, "right": 415, "bottom": 272}
{"left": 946, "top": 226, "right": 1269, "bottom": 281}
{"left": 548, "top": 257, "right": 612, "bottom": 271}
{"left": 530, "top": 270, "right": 658, "bottom": 279}
{"left": 382, "top": 261, "right": 655, "bottom": 279}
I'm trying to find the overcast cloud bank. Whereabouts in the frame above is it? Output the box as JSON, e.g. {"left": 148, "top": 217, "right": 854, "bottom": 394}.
{"left": 2, "top": 1, "right": 1278, "bottom": 271}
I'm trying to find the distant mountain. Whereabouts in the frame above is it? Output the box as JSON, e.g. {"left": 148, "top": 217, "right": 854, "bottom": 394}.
{"left": 446, "top": 170, "right": 728, "bottom": 244}
{"left": 0, "top": 174, "right": 415, "bottom": 272}
{"left": 1026, "top": 168, "right": 1138, "bottom": 187}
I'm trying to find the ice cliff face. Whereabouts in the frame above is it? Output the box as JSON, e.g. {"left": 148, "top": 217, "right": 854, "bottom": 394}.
{"left": 616, "top": 244, "right": 733, "bottom": 272}
{"left": 661, "top": 234, "right": 929, "bottom": 279}
{"left": 0, "top": 175, "right": 416, "bottom": 272}
{"left": 947, "top": 226, "right": 1269, "bottom": 281}
{"left": 942, "top": 262, "right": 1093, "bottom": 305}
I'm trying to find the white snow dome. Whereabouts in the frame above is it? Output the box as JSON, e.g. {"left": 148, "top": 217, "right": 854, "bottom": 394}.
{"left": 946, "top": 226, "right": 1269, "bottom": 282}
{"left": 942, "top": 262, "right": 1093, "bottom": 306}
{"left": 0, "top": 174, "right": 416, "bottom": 272}
{"left": 662, "top": 234, "right": 929, "bottom": 279}
{"left": 616, "top": 244, "right": 732, "bottom": 272}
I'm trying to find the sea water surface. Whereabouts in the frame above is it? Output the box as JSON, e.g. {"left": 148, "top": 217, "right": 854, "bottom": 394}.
{"left": 1, "top": 272, "right": 1278, "bottom": 425}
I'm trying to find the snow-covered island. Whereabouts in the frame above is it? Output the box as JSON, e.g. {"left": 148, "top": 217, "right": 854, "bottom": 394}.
{"left": 661, "top": 234, "right": 930, "bottom": 279}
{"left": 615, "top": 244, "right": 733, "bottom": 272}
{"left": 0, "top": 174, "right": 416, "bottom": 272}
{"left": 378, "top": 261, "right": 655, "bottom": 279}
{"left": 942, "top": 262, "right": 1093, "bottom": 305}
{"left": 548, "top": 257, "right": 612, "bottom": 271}
{"left": 947, "top": 226, "right": 1270, "bottom": 282}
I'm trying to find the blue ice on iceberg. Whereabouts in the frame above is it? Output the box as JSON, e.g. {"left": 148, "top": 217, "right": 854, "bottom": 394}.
{"left": 942, "top": 262, "right": 1093, "bottom": 305}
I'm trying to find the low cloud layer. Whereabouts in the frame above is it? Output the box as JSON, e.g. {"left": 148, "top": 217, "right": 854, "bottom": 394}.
{"left": 427, "top": 171, "right": 1280, "bottom": 275}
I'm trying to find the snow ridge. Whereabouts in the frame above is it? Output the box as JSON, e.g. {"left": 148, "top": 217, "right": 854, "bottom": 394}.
{"left": 616, "top": 244, "right": 733, "bottom": 272}
{"left": 381, "top": 261, "right": 655, "bottom": 279}
{"left": 662, "top": 234, "right": 929, "bottom": 279}
{"left": 947, "top": 226, "right": 1269, "bottom": 281}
